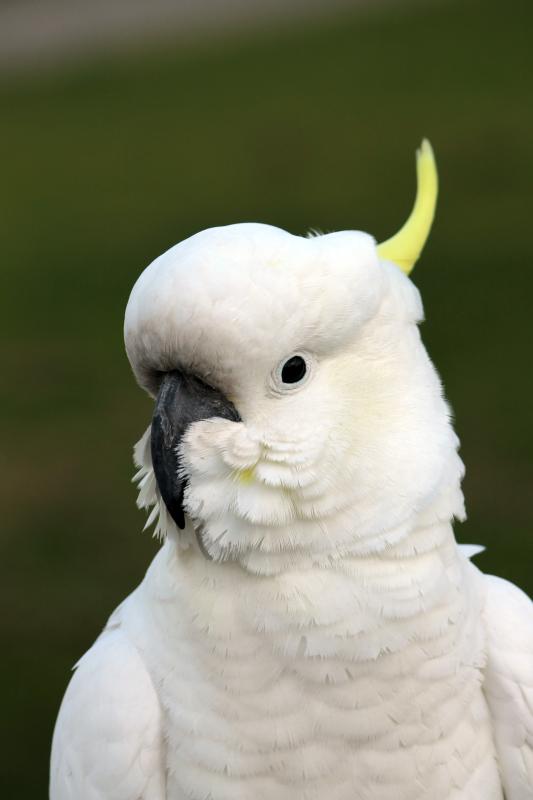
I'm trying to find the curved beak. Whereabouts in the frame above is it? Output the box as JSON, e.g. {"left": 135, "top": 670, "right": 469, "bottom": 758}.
{"left": 151, "top": 370, "right": 241, "bottom": 530}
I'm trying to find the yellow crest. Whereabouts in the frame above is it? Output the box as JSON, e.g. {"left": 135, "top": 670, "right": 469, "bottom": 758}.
{"left": 377, "top": 139, "right": 438, "bottom": 275}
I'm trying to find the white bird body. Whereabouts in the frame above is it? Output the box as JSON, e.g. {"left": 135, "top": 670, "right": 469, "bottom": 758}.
{"left": 52, "top": 531, "right": 528, "bottom": 799}
{"left": 50, "top": 176, "right": 533, "bottom": 799}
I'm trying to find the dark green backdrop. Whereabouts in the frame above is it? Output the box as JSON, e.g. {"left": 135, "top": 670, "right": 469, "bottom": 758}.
{"left": 1, "top": 0, "right": 532, "bottom": 795}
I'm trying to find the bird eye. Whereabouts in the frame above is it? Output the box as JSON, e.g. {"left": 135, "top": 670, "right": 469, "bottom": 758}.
{"left": 281, "top": 355, "right": 307, "bottom": 384}
{"left": 271, "top": 352, "right": 313, "bottom": 394}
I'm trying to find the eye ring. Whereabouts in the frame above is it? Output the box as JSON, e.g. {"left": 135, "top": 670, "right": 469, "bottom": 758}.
{"left": 271, "top": 352, "right": 314, "bottom": 393}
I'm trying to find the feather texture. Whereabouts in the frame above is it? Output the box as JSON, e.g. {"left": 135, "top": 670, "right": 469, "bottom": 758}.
{"left": 482, "top": 575, "right": 533, "bottom": 799}
{"left": 51, "top": 221, "right": 531, "bottom": 798}
{"left": 50, "top": 627, "right": 165, "bottom": 800}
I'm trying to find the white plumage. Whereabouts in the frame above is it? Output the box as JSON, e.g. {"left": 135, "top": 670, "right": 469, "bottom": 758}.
{"left": 50, "top": 218, "right": 533, "bottom": 799}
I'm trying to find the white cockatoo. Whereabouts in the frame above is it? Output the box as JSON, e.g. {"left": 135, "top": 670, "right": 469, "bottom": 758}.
{"left": 50, "top": 141, "right": 533, "bottom": 800}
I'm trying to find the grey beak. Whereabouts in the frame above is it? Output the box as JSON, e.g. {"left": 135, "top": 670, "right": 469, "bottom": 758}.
{"left": 151, "top": 370, "right": 241, "bottom": 531}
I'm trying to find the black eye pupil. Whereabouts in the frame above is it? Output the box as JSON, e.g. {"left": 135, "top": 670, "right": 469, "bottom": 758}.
{"left": 281, "top": 355, "right": 307, "bottom": 384}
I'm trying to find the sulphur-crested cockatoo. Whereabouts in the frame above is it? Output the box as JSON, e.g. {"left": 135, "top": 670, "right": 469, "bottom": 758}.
{"left": 50, "top": 141, "right": 533, "bottom": 800}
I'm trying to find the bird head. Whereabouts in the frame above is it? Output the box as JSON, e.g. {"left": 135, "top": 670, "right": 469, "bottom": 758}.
{"left": 124, "top": 141, "right": 464, "bottom": 574}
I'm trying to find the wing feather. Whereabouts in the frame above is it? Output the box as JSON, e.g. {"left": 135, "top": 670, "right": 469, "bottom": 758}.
{"left": 482, "top": 574, "right": 533, "bottom": 799}
{"left": 50, "top": 628, "right": 165, "bottom": 800}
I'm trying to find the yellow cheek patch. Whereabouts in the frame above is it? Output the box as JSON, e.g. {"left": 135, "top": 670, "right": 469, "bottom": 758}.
{"left": 235, "top": 467, "right": 255, "bottom": 484}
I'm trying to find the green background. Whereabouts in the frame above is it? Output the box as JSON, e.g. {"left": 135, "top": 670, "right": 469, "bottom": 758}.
{"left": 1, "top": 0, "right": 532, "bottom": 795}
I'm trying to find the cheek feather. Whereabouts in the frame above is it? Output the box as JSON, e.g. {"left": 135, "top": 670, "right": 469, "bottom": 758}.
{"left": 236, "top": 468, "right": 255, "bottom": 485}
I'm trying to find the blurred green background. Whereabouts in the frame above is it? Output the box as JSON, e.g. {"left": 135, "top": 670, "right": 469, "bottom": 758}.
{"left": 1, "top": 0, "right": 532, "bottom": 795}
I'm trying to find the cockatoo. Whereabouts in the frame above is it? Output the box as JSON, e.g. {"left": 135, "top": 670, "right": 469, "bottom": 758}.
{"left": 50, "top": 141, "right": 533, "bottom": 800}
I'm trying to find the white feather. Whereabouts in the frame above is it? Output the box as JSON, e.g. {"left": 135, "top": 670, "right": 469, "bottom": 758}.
{"left": 50, "top": 222, "right": 531, "bottom": 799}
{"left": 50, "top": 623, "right": 164, "bottom": 800}
{"left": 481, "top": 574, "right": 533, "bottom": 799}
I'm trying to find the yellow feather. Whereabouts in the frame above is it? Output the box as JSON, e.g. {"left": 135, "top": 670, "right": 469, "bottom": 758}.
{"left": 377, "top": 139, "right": 438, "bottom": 275}
{"left": 235, "top": 467, "right": 255, "bottom": 484}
